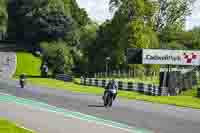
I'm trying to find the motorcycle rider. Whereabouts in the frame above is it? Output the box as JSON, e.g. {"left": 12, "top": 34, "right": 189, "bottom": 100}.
{"left": 19, "top": 74, "right": 26, "bottom": 88}
{"left": 103, "top": 79, "right": 118, "bottom": 101}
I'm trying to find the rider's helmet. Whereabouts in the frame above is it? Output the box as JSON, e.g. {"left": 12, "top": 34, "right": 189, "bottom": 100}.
{"left": 111, "top": 79, "right": 115, "bottom": 83}
{"left": 20, "top": 73, "right": 25, "bottom": 79}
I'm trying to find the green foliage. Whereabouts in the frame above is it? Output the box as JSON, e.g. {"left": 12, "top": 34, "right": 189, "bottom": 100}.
{"left": 7, "top": 0, "right": 90, "bottom": 42}
{"left": 88, "top": 0, "right": 160, "bottom": 74}
{"left": 40, "top": 41, "right": 74, "bottom": 75}
{"left": 191, "top": 27, "right": 200, "bottom": 49}
{"left": 166, "top": 41, "right": 185, "bottom": 49}
{"left": 6, "top": 0, "right": 92, "bottom": 74}
{"left": 5, "top": 0, "right": 199, "bottom": 77}
{"left": 0, "top": 0, "right": 7, "bottom": 32}
{"left": 154, "top": 0, "right": 195, "bottom": 32}
{"left": 125, "top": 20, "right": 159, "bottom": 49}
{"left": 69, "top": 0, "right": 91, "bottom": 26}
{"left": 79, "top": 24, "right": 98, "bottom": 49}
{"left": 108, "top": 0, "right": 195, "bottom": 51}
{"left": 153, "top": 0, "right": 196, "bottom": 50}
{"left": 7, "top": 0, "right": 77, "bottom": 41}
{"left": 77, "top": 24, "right": 98, "bottom": 72}
{"left": 159, "top": 30, "right": 194, "bottom": 49}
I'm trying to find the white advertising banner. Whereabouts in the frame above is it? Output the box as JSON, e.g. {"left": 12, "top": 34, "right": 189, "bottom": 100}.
{"left": 142, "top": 49, "right": 200, "bottom": 66}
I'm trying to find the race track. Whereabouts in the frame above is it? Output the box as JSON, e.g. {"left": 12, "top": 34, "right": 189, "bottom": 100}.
{"left": 0, "top": 79, "right": 200, "bottom": 133}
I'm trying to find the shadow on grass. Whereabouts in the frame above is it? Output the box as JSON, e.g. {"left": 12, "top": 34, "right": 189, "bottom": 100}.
{"left": 25, "top": 75, "right": 53, "bottom": 78}
{"left": 25, "top": 75, "right": 42, "bottom": 78}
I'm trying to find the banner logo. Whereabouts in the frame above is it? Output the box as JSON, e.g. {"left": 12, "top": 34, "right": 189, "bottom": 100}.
{"left": 183, "top": 53, "right": 198, "bottom": 63}
{"left": 142, "top": 49, "right": 200, "bottom": 66}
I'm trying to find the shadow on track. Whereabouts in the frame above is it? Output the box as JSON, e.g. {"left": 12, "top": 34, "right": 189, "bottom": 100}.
{"left": 88, "top": 105, "right": 105, "bottom": 108}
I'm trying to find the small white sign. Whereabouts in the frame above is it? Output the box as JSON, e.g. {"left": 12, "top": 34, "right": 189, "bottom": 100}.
{"left": 143, "top": 49, "right": 200, "bottom": 66}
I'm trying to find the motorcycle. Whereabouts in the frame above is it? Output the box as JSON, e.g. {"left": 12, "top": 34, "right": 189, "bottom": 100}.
{"left": 19, "top": 78, "right": 25, "bottom": 88}
{"left": 103, "top": 89, "right": 116, "bottom": 108}
{"left": 19, "top": 74, "right": 26, "bottom": 88}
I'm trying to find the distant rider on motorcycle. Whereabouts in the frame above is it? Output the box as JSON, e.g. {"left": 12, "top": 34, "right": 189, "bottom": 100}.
{"left": 19, "top": 74, "right": 26, "bottom": 88}
{"left": 103, "top": 79, "right": 118, "bottom": 101}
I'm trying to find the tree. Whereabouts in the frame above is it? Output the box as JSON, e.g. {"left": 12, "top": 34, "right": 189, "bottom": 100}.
{"left": 89, "top": 21, "right": 114, "bottom": 72}
{"left": 93, "top": 0, "right": 160, "bottom": 77}
{"left": 68, "top": 0, "right": 91, "bottom": 27}
{"left": 83, "top": 0, "right": 160, "bottom": 74}
{"left": 110, "top": 0, "right": 195, "bottom": 32}
{"left": 7, "top": 0, "right": 76, "bottom": 42}
{"left": 0, "top": 0, "right": 8, "bottom": 33}
{"left": 154, "top": 0, "right": 196, "bottom": 32}
{"left": 66, "top": 23, "right": 98, "bottom": 73}
{"left": 7, "top": 0, "right": 91, "bottom": 43}
{"left": 40, "top": 41, "right": 74, "bottom": 75}
{"left": 191, "top": 27, "right": 200, "bottom": 49}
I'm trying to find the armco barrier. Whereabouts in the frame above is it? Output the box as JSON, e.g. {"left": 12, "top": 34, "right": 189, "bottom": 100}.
{"left": 197, "top": 88, "right": 200, "bottom": 98}
{"left": 55, "top": 74, "right": 73, "bottom": 82}
{"left": 80, "top": 78, "right": 161, "bottom": 96}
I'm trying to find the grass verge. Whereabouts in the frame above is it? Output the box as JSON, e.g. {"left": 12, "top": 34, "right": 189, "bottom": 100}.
{"left": 14, "top": 52, "right": 41, "bottom": 78}
{"left": 0, "top": 118, "right": 35, "bottom": 133}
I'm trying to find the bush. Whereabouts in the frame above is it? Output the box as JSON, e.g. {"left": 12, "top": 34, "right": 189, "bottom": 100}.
{"left": 40, "top": 41, "right": 74, "bottom": 76}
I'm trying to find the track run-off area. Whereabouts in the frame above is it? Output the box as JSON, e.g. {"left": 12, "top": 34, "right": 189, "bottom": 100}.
{"left": 0, "top": 79, "right": 200, "bottom": 133}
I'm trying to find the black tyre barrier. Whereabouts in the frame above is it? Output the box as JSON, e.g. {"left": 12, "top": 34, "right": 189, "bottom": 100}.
{"left": 80, "top": 78, "right": 162, "bottom": 96}
{"left": 128, "top": 82, "right": 133, "bottom": 91}
{"left": 197, "top": 88, "right": 200, "bottom": 98}
{"left": 118, "top": 81, "right": 123, "bottom": 90}
{"left": 156, "top": 85, "right": 162, "bottom": 96}
{"left": 102, "top": 80, "right": 106, "bottom": 87}
{"left": 95, "top": 79, "right": 98, "bottom": 86}
{"left": 138, "top": 83, "right": 144, "bottom": 93}
{"left": 89, "top": 79, "right": 92, "bottom": 86}
{"left": 147, "top": 84, "right": 153, "bottom": 95}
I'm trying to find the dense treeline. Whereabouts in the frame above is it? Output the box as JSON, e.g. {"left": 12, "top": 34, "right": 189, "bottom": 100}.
{"left": 7, "top": 0, "right": 91, "bottom": 42}
{"left": 0, "top": 0, "right": 199, "bottom": 76}
{"left": 85, "top": 0, "right": 197, "bottom": 76}
{"left": 0, "top": 0, "right": 7, "bottom": 33}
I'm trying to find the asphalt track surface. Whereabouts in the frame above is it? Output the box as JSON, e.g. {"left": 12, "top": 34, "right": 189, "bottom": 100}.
{"left": 0, "top": 100, "right": 132, "bottom": 133}
{"left": 0, "top": 79, "right": 200, "bottom": 133}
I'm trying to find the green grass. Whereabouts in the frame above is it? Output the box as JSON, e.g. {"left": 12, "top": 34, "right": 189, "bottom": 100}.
{"left": 27, "top": 77, "right": 200, "bottom": 109}
{"left": 14, "top": 52, "right": 41, "bottom": 78}
{"left": 0, "top": 118, "right": 35, "bottom": 133}
{"left": 180, "top": 88, "right": 198, "bottom": 96}
{"left": 28, "top": 78, "right": 104, "bottom": 95}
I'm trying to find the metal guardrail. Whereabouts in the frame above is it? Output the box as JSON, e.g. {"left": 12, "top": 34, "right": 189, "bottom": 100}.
{"left": 55, "top": 74, "right": 73, "bottom": 82}
{"left": 197, "top": 88, "right": 200, "bottom": 98}
{"left": 0, "top": 40, "right": 17, "bottom": 44}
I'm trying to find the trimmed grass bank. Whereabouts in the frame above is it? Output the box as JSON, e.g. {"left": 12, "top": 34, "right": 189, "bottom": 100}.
{"left": 14, "top": 52, "right": 41, "bottom": 77}
{"left": 0, "top": 118, "right": 35, "bottom": 133}
{"left": 15, "top": 52, "right": 200, "bottom": 109}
